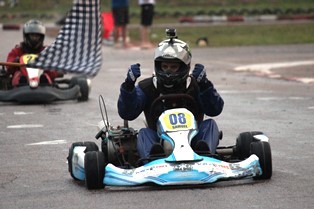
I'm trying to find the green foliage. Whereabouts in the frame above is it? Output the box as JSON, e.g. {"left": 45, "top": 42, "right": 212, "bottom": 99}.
{"left": 129, "top": 23, "right": 314, "bottom": 47}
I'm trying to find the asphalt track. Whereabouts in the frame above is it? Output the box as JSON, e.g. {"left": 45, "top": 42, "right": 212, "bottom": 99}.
{"left": 0, "top": 29, "right": 314, "bottom": 209}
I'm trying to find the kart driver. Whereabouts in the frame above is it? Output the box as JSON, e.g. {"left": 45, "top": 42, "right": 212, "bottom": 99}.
{"left": 117, "top": 28, "right": 224, "bottom": 160}
{"left": 5, "top": 19, "right": 61, "bottom": 87}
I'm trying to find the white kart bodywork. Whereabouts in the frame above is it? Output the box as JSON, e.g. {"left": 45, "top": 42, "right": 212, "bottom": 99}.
{"left": 70, "top": 108, "right": 263, "bottom": 186}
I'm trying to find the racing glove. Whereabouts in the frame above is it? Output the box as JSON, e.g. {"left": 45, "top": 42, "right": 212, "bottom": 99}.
{"left": 13, "top": 57, "right": 20, "bottom": 63}
{"left": 124, "top": 63, "right": 141, "bottom": 91}
{"left": 192, "top": 64, "right": 211, "bottom": 91}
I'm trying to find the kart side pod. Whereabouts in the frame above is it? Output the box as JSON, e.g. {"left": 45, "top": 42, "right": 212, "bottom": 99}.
{"left": 71, "top": 146, "right": 86, "bottom": 181}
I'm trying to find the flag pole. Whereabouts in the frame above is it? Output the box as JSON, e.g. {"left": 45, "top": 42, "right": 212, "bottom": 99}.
{"left": 0, "top": 62, "right": 25, "bottom": 67}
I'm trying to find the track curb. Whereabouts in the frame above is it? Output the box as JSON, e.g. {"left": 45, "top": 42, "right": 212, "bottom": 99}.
{"left": 179, "top": 14, "right": 314, "bottom": 23}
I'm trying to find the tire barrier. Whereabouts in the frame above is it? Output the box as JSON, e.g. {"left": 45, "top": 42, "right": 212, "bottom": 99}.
{"left": 0, "top": 13, "right": 56, "bottom": 21}
{"left": 177, "top": 8, "right": 314, "bottom": 23}
{"left": 1, "top": 8, "right": 313, "bottom": 23}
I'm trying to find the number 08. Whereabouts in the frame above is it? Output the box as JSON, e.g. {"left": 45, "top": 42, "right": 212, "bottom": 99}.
{"left": 169, "top": 113, "right": 186, "bottom": 125}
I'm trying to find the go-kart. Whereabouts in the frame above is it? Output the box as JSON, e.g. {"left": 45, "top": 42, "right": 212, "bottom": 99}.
{"left": 67, "top": 94, "right": 272, "bottom": 190}
{"left": 0, "top": 54, "right": 90, "bottom": 103}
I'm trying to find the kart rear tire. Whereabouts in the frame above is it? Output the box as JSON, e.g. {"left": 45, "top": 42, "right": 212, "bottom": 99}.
{"left": 67, "top": 141, "right": 99, "bottom": 180}
{"left": 0, "top": 76, "right": 11, "bottom": 90}
{"left": 70, "top": 76, "right": 90, "bottom": 101}
{"left": 77, "top": 78, "right": 89, "bottom": 101}
{"left": 251, "top": 141, "right": 272, "bottom": 180}
{"left": 236, "top": 131, "right": 263, "bottom": 160}
{"left": 101, "top": 140, "right": 109, "bottom": 164}
{"left": 84, "top": 151, "right": 105, "bottom": 190}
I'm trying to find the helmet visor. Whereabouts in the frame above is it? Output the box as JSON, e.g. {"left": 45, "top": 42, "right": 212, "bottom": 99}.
{"left": 161, "top": 61, "right": 181, "bottom": 74}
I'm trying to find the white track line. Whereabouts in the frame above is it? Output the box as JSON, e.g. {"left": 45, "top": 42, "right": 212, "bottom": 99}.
{"left": 26, "top": 140, "right": 67, "bottom": 146}
{"left": 14, "top": 112, "right": 34, "bottom": 115}
{"left": 7, "top": 124, "right": 43, "bottom": 129}
{"left": 234, "top": 60, "right": 314, "bottom": 72}
{"left": 234, "top": 60, "right": 314, "bottom": 84}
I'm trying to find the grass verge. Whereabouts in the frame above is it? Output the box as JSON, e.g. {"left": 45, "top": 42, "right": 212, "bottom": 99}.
{"left": 128, "top": 22, "right": 314, "bottom": 47}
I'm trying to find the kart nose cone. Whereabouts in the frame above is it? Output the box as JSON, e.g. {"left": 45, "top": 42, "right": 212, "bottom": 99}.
{"left": 29, "top": 79, "right": 39, "bottom": 88}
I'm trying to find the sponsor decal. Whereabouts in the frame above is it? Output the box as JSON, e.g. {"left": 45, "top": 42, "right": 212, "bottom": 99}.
{"left": 172, "top": 164, "right": 192, "bottom": 172}
{"left": 172, "top": 124, "right": 188, "bottom": 129}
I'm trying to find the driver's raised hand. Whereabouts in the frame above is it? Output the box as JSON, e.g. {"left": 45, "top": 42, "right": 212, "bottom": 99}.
{"left": 124, "top": 63, "right": 141, "bottom": 90}
{"left": 192, "top": 64, "right": 206, "bottom": 83}
{"left": 192, "top": 63, "right": 211, "bottom": 90}
{"left": 13, "top": 56, "right": 20, "bottom": 63}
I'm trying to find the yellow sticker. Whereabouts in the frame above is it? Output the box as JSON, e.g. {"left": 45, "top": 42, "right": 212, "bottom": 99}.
{"left": 21, "top": 54, "right": 37, "bottom": 64}
{"left": 161, "top": 110, "right": 194, "bottom": 131}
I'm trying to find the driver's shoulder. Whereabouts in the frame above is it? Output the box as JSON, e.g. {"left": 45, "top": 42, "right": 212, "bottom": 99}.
{"left": 138, "top": 77, "right": 154, "bottom": 90}
{"left": 138, "top": 77, "right": 159, "bottom": 100}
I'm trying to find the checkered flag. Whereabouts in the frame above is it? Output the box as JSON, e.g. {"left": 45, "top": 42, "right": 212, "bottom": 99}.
{"left": 29, "top": 0, "right": 102, "bottom": 77}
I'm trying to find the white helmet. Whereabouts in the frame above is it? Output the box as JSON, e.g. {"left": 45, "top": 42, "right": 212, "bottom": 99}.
{"left": 23, "top": 19, "right": 46, "bottom": 50}
{"left": 154, "top": 29, "right": 191, "bottom": 92}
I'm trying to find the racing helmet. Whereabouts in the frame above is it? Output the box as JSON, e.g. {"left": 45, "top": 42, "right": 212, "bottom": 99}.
{"left": 154, "top": 28, "right": 191, "bottom": 92}
{"left": 23, "top": 19, "right": 46, "bottom": 50}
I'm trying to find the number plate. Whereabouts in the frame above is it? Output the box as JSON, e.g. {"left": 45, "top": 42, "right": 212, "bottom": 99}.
{"left": 158, "top": 108, "right": 196, "bottom": 132}
{"left": 21, "top": 54, "right": 37, "bottom": 64}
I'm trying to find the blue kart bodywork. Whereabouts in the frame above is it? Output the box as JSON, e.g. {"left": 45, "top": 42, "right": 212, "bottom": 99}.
{"left": 71, "top": 148, "right": 261, "bottom": 186}
{"left": 104, "top": 155, "right": 261, "bottom": 186}
{"left": 68, "top": 107, "right": 271, "bottom": 190}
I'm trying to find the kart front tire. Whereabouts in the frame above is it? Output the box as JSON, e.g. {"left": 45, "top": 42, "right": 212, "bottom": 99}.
{"left": 251, "top": 141, "right": 272, "bottom": 180}
{"left": 84, "top": 151, "right": 105, "bottom": 190}
{"left": 67, "top": 141, "right": 99, "bottom": 180}
{"left": 236, "top": 131, "right": 263, "bottom": 160}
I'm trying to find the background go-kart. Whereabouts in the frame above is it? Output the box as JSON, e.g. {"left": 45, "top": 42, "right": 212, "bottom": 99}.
{"left": 1, "top": 22, "right": 314, "bottom": 209}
